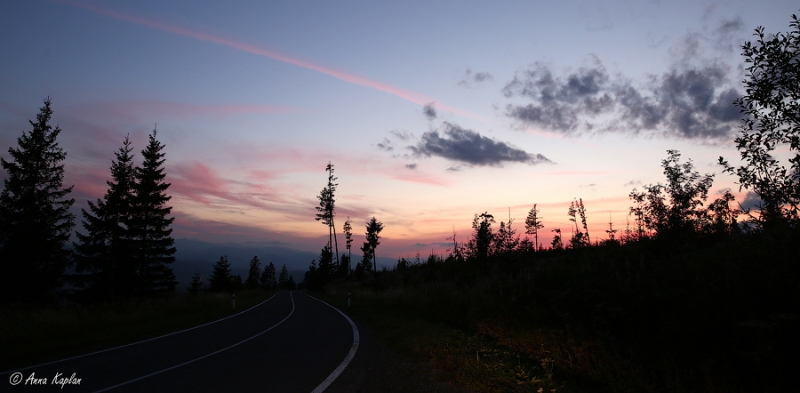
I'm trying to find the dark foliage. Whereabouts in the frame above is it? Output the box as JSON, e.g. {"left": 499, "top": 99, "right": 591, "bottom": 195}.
{"left": 73, "top": 135, "right": 137, "bottom": 301}
{"left": 720, "top": 13, "right": 800, "bottom": 227}
{"left": 188, "top": 269, "right": 204, "bottom": 296}
{"left": 315, "top": 162, "right": 340, "bottom": 268}
{"left": 245, "top": 256, "right": 261, "bottom": 289}
{"left": 0, "top": 98, "right": 75, "bottom": 305}
{"left": 467, "top": 212, "right": 495, "bottom": 262}
{"left": 629, "top": 150, "right": 715, "bottom": 244}
{"left": 343, "top": 217, "right": 353, "bottom": 275}
{"left": 278, "top": 264, "right": 291, "bottom": 290}
{"left": 365, "top": 217, "right": 384, "bottom": 272}
{"left": 260, "top": 261, "right": 277, "bottom": 290}
{"left": 129, "top": 130, "right": 177, "bottom": 297}
{"left": 208, "top": 255, "right": 234, "bottom": 293}
{"left": 524, "top": 204, "right": 544, "bottom": 250}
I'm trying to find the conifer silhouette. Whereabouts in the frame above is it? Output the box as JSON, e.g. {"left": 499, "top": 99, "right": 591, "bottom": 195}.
{"left": 0, "top": 98, "right": 74, "bottom": 304}
{"left": 315, "top": 163, "right": 340, "bottom": 268}
{"left": 74, "top": 135, "right": 137, "bottom": 301}
{"left": 365, "top": 217, "right": 384, "bottom": 272}
{"left": 245, "top": 256, "right": 261, "bottom": 289}
{"left": 260, "top": 261, "right": 277, "bottom": 290}
{"left": 525, "top": 204, "right": 544, "bottom": 251}
{"left": 129, "top": 129, "right": 176, "bottom": 297}
{"left": 278, "top": 264, "right": 290, "bottom": 289}
{"left": 209, "top": 255, "right": 233, "bottom": 292}
{"left": 188, "top": 269, "right": 204, "bottom": 296}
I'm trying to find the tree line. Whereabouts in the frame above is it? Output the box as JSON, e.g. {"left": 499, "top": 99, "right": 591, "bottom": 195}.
{"left": 0, "top": 99, "right": 176, "bottom": 305}
{"left": 187, "top": 255, "right": 296, "bottom": 295}
{"left": 304, "top": 12, "right": 799, "bottom": 287}
{"left": 303, "top": 162, "right": 386, "bottom": 290}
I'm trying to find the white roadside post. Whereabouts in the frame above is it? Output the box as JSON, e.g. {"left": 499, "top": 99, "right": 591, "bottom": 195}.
{"left": 347, "top": 292, "right": 351, "bottom": 308}
{"left": 232, "top": 293, "right": 236, "bottom": 310}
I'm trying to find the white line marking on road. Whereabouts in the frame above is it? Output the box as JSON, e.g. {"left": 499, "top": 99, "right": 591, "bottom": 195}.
{"left": 1, "top": 292, "right": 280, "bottom": 375}
{"left": 308, "top": 295, "right": 360, "bottom": 393}
{"left": 92, "top": 292, "right": 296, "bottom": 393}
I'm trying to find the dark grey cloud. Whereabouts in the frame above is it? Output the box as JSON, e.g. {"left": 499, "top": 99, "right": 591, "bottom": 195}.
{"left": 405, "top": 163, "right": 417, "bottom": 170}
{"left": 504, "top": 61, "right": 614, "bottom": 132}
{"left": 669, "top": 33, "right": 701, "bottom": 61}
{"left": 389, "top": 130, "right": 414, "bottom": 140}
{"left": 473, "top": 72, "right": 493, "bottom": 82}
{"left": 740, "top": 191, "right": 763, "bottom": 211}
{"left": 623, "top": 179, "right": 642, "bottom": 187}
{"left": 458, "top": 68, "right": 494, "bottom": 87}
{"left": 423, "top": 102, "right": 437, "bottom": 121}
{"left": 716, "top": 16, "right": 745, "bottom": 37}
{"left": 407, "top": 122, "right": 551, "bottom": 167}
{"left": 504, "top": 59, "right": 742, "bottom": 140}
{"left": 376, "top": 138, "right": 393, "bottom": 151}
{"left": 713, "top": 16, "right": 746, "bottom": 52}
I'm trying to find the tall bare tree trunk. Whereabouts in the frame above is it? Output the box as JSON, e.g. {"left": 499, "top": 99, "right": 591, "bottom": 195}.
{"left": 331, "top": 218, "right": 340, "bottom": 268}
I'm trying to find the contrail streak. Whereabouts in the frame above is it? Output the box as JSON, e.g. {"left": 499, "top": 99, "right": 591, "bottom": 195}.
{"left": 54, "top": 0, "right": 479, "bottom": 119}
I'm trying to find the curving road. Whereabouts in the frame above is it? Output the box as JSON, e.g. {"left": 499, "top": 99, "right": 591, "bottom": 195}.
{"left": 2, "top": 292, "right": 361, "bottom": 393}
{"left": 3, "top": 291, "right": 467, "bottom": 393}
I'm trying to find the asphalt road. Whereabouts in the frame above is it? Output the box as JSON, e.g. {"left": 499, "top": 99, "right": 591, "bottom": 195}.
{"left": 2, "top": 292, "right": 361, "bottom": 393}
{"left": 2, "top": 291, "right": 470, "bottom": 393}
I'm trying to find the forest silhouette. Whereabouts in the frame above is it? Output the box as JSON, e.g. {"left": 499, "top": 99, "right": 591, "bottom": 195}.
{"left": 0, "top": 11, "right": 798, "bottom": 393}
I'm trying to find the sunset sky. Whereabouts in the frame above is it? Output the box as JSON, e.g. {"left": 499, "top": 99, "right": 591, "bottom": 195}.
{"left": 1, "top": 0, "right": 796, "bottom": 259}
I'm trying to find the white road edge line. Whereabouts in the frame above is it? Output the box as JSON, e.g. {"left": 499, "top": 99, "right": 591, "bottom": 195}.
{"left": 92, "top": 292, "right": 296, "bottom": 393}
{"left": 1, "top": 292, "right": 281, "bottom": 375}
{"left": 308, "top": 294, "right": 360, "bottom": 393}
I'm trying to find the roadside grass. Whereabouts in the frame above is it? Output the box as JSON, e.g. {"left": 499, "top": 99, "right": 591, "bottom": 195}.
{"left": 316, "top": 286, "right": 600, "bottom": 393}
{"left": 0, "top": 289, "right": 275, "bottom": 371}
{"left": 312, "top": 229, "right": 799, "bottom": 393}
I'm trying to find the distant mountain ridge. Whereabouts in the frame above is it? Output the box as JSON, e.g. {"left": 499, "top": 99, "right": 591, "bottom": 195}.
{"left": 172, "top": 238, "right": 396, "bottom": 291}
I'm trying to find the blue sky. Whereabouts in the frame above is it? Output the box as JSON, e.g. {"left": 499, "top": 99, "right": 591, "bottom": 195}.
{"left": 1, "top": 0, "right": 797, "bottom": 258}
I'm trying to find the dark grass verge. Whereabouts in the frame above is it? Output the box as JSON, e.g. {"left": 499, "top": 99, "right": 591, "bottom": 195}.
{"left": 310, "top": 228, "right": 799, "bottom": 393}
{"left": 314, "top": 287, "right": 602, "bottom": 393}
{"left": 0, "top": 289, "right": 275, "bottom": 371}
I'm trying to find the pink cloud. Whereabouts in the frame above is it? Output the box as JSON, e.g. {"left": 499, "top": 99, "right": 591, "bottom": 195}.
{"left": 169, "top": 161, "right": 320, "bottom": 222}
{"left": 55, "top": 0, "right": 480, "bottom": 119}
{"left": 390, "top": 172, "right": 449, "bottom": 187}
{"left": 67, "top": 164, "right": 113, "bottom": 202}
{"left": 539, "top": 170, "right": 622, "bottom": 177}
{"left": 169, "top": 161, "right": 292, "bottom": 210}
{"left": 525, "top": 128, "right": 564, "bottom": 139}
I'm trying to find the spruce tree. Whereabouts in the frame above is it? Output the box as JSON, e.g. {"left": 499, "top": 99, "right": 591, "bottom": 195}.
{"left": 260, "top": 261, "right": 277, "bottom": 290}
{"left": 130, "top": 129, "right": 176, "bottom": 297}
{"left": 343, "top": 217, "right": 353, "bottom": 275}
{"left": 524, "top": 204, "right": 544, "bottom": 251}
{"left": 358, "top": 241, "right": 373, "bottom": 274}
{"left": 316, "top": 243, "right": 334, "bottom": 285}
{"left": 188, "top": 269, "right": 204, "bottom": 296}
{"left": 73, "top": 135, "right": 137, "bottom": 301}
{"left": 278, "top": 264, "right": 290, "bottom": 289}
{"left": 0, "top": 98, "right": 75, "bottom": 304}
{"left": 365, "top": 217, "right": 384, "bottom": 272}
{"left": 315, "top": 163, "right": 340, "bottom": 268}
{"left": 245, "top": 256, "right": 261, "bottom": 289}
{"left": 208, "top": 255, "right": 233, "bottom": 292}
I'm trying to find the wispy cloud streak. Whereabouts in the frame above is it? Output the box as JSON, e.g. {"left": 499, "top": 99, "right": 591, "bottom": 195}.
{"left": 55, "top": 0, "right": 478, "bottom": 118}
